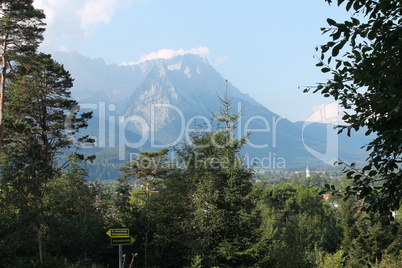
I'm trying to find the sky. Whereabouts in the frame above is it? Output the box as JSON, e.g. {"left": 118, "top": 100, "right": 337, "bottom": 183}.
{"left": 33, "top": 0, "right": 352, "bottom": 122}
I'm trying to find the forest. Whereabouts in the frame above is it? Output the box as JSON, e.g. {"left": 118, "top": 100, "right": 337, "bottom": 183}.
{"left": 1, "top": 0, "right": 401, "bottom": 267}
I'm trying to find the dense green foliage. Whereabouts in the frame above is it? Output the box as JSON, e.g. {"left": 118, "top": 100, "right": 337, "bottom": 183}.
{"left": 306, "top": 0, "right": 402, "bottom": 218}
{"left": 1, "top": 0, "right": 402, "bottom": 267}
{"left": 102, "top": 98, "right": 402, "bottom": 267}
{"left": 0, "top": 0, "right": 46, "bottom": 147}
{"left": 0, "top": 1, "right": 97, "bottom": 265}
{"left": 0, "top": 51, "right": 94, "bottom": 264}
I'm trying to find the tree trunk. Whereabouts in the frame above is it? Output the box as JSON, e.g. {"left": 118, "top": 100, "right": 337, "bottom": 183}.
{"left": 0, "top": 37, "right": 8, "bottom": 149}
{"left": 144, "top": 229, "right": 148, "bottom": 268}
{"left": 37, "top": 227, "right": 43, "bottom": 264}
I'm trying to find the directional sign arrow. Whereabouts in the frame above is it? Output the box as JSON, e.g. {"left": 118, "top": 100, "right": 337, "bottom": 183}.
{"left": 111, "top": 236, "right": 136, "bottom": 246}
{"left": 106, "top": 228, "right": 129, "bottom": 237}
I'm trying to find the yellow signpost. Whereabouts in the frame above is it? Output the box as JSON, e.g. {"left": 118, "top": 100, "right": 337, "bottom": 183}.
{"left": 111, "top": 236, "right": 136, "bottom": 246}
{"left": 106, "top": 228, "right": 135, "bottom": 268}
{"left": 106, "top": 228, "right": 129, "bottom": 238}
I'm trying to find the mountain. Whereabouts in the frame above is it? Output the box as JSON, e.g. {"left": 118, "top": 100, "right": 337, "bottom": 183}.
{"left": 122, "top": 54, "right": 263, "bottom": 141}
{"left": 52, "top": 52, "right": 370, "bottom": 179}
{"left": 53, "top": 51, "right": 151, "bottom": 108}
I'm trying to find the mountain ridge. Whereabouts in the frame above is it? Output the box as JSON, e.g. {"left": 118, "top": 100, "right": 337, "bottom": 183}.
{"left": 51, "top": 51, "right": 370, "bottom": 179}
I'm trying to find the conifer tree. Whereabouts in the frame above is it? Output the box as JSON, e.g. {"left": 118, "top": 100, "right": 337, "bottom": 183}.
{"left": 0, "top": 0, "right": 45, "bottom": 148}
{"left": 119, "top": 148, "right": 173, "bottom": 194}
{"left": 175, "top": 90, "right": 259, "bottom": 267}
{"left": 123, "top": 90, "right": 260, "bottom": 267}
{"left": 117, "top": 149, "right": 174, "bottom": 267}
{"left": 0, "top": 52, "right": 92, "bottom": 263}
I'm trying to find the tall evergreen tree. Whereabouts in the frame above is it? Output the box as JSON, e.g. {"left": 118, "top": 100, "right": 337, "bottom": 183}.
{"left": 174, "top": 91, "right": 259, "bottom": 267}
{"left": 4, "top": 52, "right": 92, "bottom": 156}
{"left": 0, "top": 0, "right": 45, "bottom": 148}
{"left": 120, "top": 91, "right": 260, "bottom": 267}
{"left": 0, "top": 52, "right": 92, "bottom": 263}
{"left": 118, "top": 148, "right": 174, "bottom": 267}
{"left": 338, "top": 196, "right": 396, "bottom": 267}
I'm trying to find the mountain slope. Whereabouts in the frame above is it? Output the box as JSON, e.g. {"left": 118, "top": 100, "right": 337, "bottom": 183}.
{"left": 52, "top": 51, "right": 148, "bottom": 105}
{"left": 53, "top": 52, "right": 370, "bottom": 179}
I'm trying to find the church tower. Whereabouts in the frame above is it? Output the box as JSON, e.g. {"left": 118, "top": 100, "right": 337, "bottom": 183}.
{"left": 306, "top": 165, "right": 310, "bottom": 178}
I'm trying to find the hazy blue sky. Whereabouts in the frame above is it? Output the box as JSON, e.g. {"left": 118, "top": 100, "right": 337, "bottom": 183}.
{"left": 34, "top": 0, "right": 351, "bottom": 122}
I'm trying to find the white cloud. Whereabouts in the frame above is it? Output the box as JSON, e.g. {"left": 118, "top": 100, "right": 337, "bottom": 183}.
{"left": 33, "top": 0, "right": 134, "bottom": 51}
{"left": 121, "top": 47, "right": 211, "bottom": 65}
{"left": 79, "top": 0, "right": 132, "bottom": 30}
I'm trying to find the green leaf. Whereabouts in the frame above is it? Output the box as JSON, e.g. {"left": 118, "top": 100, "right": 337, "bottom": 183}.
{"left": 362, "top": 165, "right": 371, "bottom": 172}
{"left": 351, "top": 17, "right": 360, "bottom": 25}
{"left": 327, "top": 41, "right": 336, "bottom": 47}
{"left": 368, "top": 30, "right": 376, "bottom": 40}
{"left": 346, "top": 0, "right": 353, "bottom": 11}
{"left": 337, "top": 0, "right": 345, "bottom": 6}
{"left": 343, "top": 61, "right": 352, "bottom": 67}
{"left": 321, "top": 67, "right": 331, "bottom": 73}
{"left": 332, "top": 46, "right": 340, "bottom": 57}
{"left": 333, "top": 40, "right": 347, "bottom": 58}
{"left": 321, "top": 45, "right": 329, "bottom": 53}
{"left": 318, "top": 190, "right": 327, "bottom": 195}
{"left": 353, "top": 0, "right": 362, "bottom": 11}
{"left": 332, "top": 30, "right": 342, "bottom": 40}
{"left": 345, "top": 20, "right": 353, "bottom": 27}
{"left": 327, "top": 18, "right": 337, "bottom": 26}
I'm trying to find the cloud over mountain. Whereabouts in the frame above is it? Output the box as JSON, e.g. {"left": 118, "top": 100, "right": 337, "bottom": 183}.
{"left": 121, "top": 47, "right": 211, "bottom": 65}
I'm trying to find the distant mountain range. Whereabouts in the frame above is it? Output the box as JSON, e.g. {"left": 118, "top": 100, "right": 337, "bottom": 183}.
{"left": 53, "top": 52, "right": 370, "bottom": 180}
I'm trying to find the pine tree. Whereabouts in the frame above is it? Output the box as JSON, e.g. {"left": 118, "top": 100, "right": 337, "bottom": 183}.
{"left": 0, "top": 52, "right": 92, "bottom": 263}
{"left": 0, "top": 0, "right": 45, "bottom": 148}
{"left": 119, "top": 148, "right": 173, "bottom": 194}
{"left": 175, "top": 90, "right": 259, "bottom": 267}
{"left": 339, "top": 196, "right": 395, "bottom": 267}
{"left": 117, "top": 148, "right": 174, "bottom": 267}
